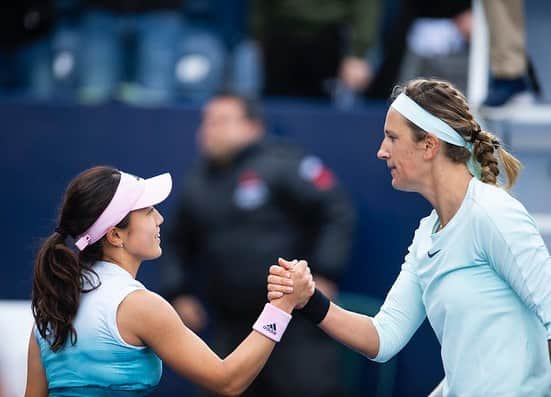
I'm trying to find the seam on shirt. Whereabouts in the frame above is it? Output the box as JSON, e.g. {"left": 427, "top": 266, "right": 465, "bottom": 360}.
{"left": 109, "top": 285, "right": 148, "bottom": 350}
{"left": 472, "top": 197, "right": 547, "bottom": 330}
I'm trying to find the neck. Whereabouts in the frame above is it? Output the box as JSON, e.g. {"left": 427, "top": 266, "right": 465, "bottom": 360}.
{"left": 101, "top": 250, "right": 141, "bottom": 278}
{"left": 211, "top": 134, "right": 263, "bottom": 166}
{"left": 419, "top": 162, "right": 472, "bottom": 229}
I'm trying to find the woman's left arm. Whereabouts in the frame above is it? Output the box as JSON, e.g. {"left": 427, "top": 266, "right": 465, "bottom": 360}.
{"left": 479, "top": 205, "right": 551, "bottom": 341}
{"left": 24, "top": 329, "right": 48, "bottom": 397}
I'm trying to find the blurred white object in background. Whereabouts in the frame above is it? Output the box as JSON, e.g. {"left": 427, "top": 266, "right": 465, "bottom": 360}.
{"left": 408, "top": 18, "right": 466, "bottom": 57}
{"left": 0, "top": 301, "right": 33, "bottom": 397}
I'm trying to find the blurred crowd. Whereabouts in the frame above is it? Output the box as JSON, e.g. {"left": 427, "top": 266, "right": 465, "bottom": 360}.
{"left": 0, "top": 0, "right": 478, "bottom": 108}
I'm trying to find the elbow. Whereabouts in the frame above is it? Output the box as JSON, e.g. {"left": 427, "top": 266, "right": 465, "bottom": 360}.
{"left": 362, "top": 328, "right": 389, "bottom": 363}
{"left": 218, "top": 381, "right": 246, "bottom": 397}
{"left": 370, "top": 353, "right": 391, "bottom": 363}
{"left": 220, "top": 389, "right": 243, "bottom": 397}
{"left": 213, "top": 365, "right": 248, "bottom": 396}
{"left": 362, "top": 345, "right": 391, "bottom": 363}
{"left": 366, "top": 342, "right": 396, "bottom": 363}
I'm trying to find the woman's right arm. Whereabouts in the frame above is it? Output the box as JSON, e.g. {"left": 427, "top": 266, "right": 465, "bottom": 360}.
{"left": 118, "top": 260, "right": 314, "bottom": 396}
{"left": 318, "top": 301, "right": 381, "bottom": 358}
{"left": 269, "top": 260, "right": 426, "bottom": 362}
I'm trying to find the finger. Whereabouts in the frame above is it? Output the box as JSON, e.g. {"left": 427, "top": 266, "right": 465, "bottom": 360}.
{"left": 268, "top": 291, "right": 284, "bottom": 301}
{"left": 269, "top": 265, "right": 291, "bottom": 278}
{"left": 278, "top": 257, "right": 298, "bottom": 270}
{"left": 268, "top": 283, "right": 294, "bottom": 293}
{"left": 294, "top": 260, "right": 308, "bottom": 271}
{"left": 268, "top": 275, "right": 294, "bottom": 286}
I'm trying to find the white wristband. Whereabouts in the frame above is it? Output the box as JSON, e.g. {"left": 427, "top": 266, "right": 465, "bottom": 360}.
{"left": 252, "top": 303, "right": 292, "bottom": 342}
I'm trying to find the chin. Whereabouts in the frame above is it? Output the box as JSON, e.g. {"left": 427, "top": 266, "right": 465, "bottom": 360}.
{"left": 142, "top": 249, "right": 163, "bottom": 261}
{"left": 391, "top": 178, "right": 412, "bottom": 192}
{"left": 391, "top": 178, "right": 402, "bottom": 190}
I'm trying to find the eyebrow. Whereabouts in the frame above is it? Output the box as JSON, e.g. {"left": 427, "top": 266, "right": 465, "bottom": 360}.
{"left": 384, "top": 129, "right": 398, "bottom": 136}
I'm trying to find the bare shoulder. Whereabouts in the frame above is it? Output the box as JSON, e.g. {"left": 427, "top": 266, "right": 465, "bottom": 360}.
{"left": 118, "top": 289, "right": 183, "bottom": 344}
{"left": 120, "top": 289, "right": 178, "bottom": 323}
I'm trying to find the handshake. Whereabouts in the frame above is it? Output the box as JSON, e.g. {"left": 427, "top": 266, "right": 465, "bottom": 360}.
{"left": 266, "top": 258, "right": 316, "bottom": 311}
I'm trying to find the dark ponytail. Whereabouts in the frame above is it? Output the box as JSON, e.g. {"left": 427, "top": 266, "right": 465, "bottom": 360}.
{"left": 32, "top": 166, "right": 129, "bottom": 352}
{"left": 33, "top": 232, "right": 82, "bottom": 351}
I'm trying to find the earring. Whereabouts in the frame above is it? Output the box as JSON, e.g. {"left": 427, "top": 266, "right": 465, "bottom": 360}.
{"left": 120, "top": 243, "right": 124, "bottom": 248}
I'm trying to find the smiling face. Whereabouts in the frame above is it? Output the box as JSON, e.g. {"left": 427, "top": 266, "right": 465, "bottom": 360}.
{"left": 377, "top": 108, "right": 429, "bottom": 192}
{"left": 119, "top": 206, "right": 164, "bottom": 260}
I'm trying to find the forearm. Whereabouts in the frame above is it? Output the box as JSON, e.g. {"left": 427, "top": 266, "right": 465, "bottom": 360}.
{"left": 219, "top": 299, "right": 294, "bottom": 395}
{"left": 319, "top": 302, "right": 380, "bottom": 359}
{"left": 217, "top": 332, "right": 275, "bottom": 395}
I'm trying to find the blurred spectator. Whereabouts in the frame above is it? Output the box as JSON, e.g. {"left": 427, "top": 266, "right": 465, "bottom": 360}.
{"left": 162, "top": 93, "right": 355, "bottom": 396}
{"left": 78, "top": 0, "right": 183, "bottom": 105}
{"left": 249, "top": 0, "right": 380, "bottom": 103}
{"left": 399, "top": 10, "right": 471, "bottom": 93}
{"left": 481, "top": 0, "right": 538, "bottom": 106}
{"left": 150, "top": 0, "right": 259, "bottom": 102}
{"left": 365, "top": 0, "right": 470, "bottom": 99}
{"left": 0, "top": 1, "right": 56, "bottom": 99}
{"left": 173, "top": 0, "right": 235, "bottom": 102}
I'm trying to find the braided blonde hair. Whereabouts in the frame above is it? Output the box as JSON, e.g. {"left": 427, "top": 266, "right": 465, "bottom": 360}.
{"left": 391, "top": 79, "right": 522, "bottom": 189}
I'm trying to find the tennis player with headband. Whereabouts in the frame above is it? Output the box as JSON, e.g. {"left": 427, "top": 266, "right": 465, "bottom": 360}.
{"left": 268, "top": 79, "right": 551, "bottom": 395}
{"left": 25, "top": 166, "right": 314, "bottom": 396}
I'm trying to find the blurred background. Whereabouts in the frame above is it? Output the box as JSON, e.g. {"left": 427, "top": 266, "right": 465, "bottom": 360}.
{"left": 1, "top": 0, "right": 550, "bottom": 396}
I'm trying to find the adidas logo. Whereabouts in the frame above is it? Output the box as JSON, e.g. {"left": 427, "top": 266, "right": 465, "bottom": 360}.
{"left": 263, "top": 323, "right": 277, "bottom": 335}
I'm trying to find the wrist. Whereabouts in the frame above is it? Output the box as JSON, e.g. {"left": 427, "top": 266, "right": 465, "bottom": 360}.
{"left": 298, "top": 288, "right": 330, "bottom": 324}
{"left": 252, "top": 303, "right": 292, "bottom": 342}
{"left": 271, "top": 298, "right": 295, "bottom": 314}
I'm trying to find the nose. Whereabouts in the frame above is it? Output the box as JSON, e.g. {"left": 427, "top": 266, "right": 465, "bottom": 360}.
{"left": 377, "top": 140, "right": 389, "bottom": 160}
{"left": 154, "top": 208, "right": 164, "bottom": 225}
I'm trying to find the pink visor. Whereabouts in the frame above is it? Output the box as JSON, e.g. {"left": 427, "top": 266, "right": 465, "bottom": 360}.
{"left": 74, "top": 171, "right": 172, "bottom": 251}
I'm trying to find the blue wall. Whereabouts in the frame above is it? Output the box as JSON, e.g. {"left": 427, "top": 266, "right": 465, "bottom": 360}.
{"left": 0, "top": 100, "right": 442, "bottom": 396}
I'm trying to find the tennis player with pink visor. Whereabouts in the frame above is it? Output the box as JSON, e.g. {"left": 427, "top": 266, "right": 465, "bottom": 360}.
{"left": 73, "top": 170, "right": 173, "bottom": 251}
{"left": 25, "top": 166, "right": 314, "bottom": 397}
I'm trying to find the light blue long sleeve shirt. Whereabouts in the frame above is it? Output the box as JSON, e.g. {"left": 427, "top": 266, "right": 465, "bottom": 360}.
{"left": 371, "top": 178, "right": 551, "bottom": 396}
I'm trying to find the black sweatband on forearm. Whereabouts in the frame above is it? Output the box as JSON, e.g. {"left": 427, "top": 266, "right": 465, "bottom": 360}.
{"left": 298, "top": 288, "right": 330, "bottom": 324}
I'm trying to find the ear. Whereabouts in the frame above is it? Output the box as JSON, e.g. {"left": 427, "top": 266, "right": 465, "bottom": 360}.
{"left": 104, "top": 227, "right": 124, "bottom": 248}
{"left": 423, "top": 134, "right": 441, "bottom": 160}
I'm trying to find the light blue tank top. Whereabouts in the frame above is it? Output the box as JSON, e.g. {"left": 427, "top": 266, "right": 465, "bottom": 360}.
{"left": 35, "top": 261, "right": 162, "bottom": 396}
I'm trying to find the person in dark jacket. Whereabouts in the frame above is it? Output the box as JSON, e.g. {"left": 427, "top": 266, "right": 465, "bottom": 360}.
{"left": 163, "top": 93, "right": 355, "bottom": 397}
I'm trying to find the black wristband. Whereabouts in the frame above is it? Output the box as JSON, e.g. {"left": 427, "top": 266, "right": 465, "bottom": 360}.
{"left": 298, "top": 288, "right": 330, "bottom": 324}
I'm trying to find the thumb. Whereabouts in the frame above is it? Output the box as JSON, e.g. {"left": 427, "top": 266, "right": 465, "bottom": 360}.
{"left": 278, "top": 257, "right": 298, "bottom": 270}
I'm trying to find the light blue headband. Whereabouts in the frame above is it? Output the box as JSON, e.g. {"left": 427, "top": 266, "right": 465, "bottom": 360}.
{"left": 390, "top": 93, "right": 480, "bottom": 179}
